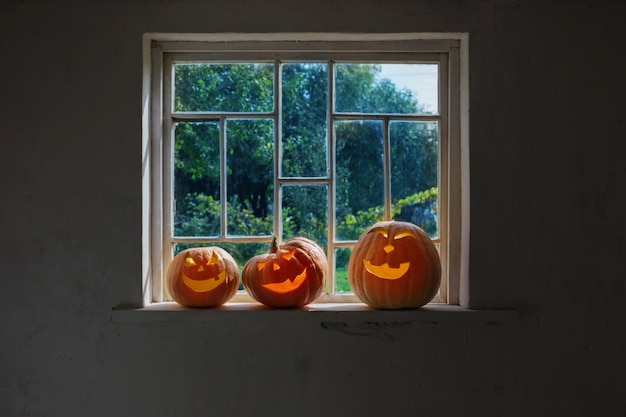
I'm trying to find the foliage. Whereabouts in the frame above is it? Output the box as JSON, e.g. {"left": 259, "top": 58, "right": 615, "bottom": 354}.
{"left": 393, "top": 187, "right": 439, "bottom": 238}
{"left": 171, "top": 62, "right": 440, "bottom": 286}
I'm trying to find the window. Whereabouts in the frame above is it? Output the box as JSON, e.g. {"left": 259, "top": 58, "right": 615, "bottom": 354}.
{"left": 142, "top": 33, "right": 469, "bottom": 306}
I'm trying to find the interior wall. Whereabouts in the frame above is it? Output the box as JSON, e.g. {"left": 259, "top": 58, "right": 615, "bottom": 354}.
{"left": 1, "top": 0, "right": 624, "bottom": 416}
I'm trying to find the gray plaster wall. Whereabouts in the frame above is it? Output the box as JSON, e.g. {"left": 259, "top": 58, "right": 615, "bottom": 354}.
{"left": 1, "top": 0, "right": 624, "bottom": 416}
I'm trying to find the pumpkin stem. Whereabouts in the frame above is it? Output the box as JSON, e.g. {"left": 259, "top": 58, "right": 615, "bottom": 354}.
{"left": 270, "top": 236, "right": 279, "bottom": 254}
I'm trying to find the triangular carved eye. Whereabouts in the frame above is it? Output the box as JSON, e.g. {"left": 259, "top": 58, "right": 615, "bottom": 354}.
{"left": 184, "top": 257, "right": 197, "bottom": 267}
{"left": 208, "top": 251, "right": 219, "bottom": 264}
{"left": 281, "top": 249, "right": 296, "bottom": 261}
{"left": 257, "top": 260, "right": 283, "bottom": 271}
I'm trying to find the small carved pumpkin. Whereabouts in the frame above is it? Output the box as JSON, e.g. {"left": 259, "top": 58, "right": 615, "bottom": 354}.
{"left": 166, "top": 246, "right": 239, "bottom": 307}
{"left": 348, "top": 221, "right": 441, "bottom": 309}
{"left": 242, "top": 237, "right": 327, "bottom": 307}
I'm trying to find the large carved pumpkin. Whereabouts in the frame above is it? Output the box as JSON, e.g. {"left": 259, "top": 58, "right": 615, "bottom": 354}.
{"left": 348, "top": 221, "right": 441, "bottom": 309}
{"left": 242, "top": 237, "right": 327, "bottom": 307}
{"left": 166, "top": 246, "right": 239, "bottom": 307}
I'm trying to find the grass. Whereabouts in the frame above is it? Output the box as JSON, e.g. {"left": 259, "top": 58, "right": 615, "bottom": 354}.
{"left": 334, "top": 266, "right": 351, "bottom": 292}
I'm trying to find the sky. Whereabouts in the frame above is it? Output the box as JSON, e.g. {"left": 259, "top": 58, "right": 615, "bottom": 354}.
{"left": 378, "top": 64, "right": 439, "bottom": 113}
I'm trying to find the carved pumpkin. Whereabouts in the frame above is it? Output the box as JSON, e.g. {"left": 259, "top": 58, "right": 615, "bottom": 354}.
{"left": 166, "top": 246, "right": 239, "bottom": 307}
{"left": 348, "top": 221, "right": 441, "bottom": 309}
{"left": 242, "top": 237, "right": 327, "bottom": 307}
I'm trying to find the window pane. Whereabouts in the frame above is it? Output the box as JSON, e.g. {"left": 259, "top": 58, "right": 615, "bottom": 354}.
{"left": 281, "top": 63, "right": 328, "bottom": 177}
{"left": 174, "top": 122, "right": 221, "bottom": 237}
{"left": 390, "top": 121, "right": 439, "bottom": 238}
{"left": 174, "top": 63, "right": 274, "bottom": 112}
{"left": 335, "top": 120, "right": 384, "bottom": 241}
{"left": 282, "top": 185, "right": 328, "bottom": 247}
{"left": 334, "top": 247, "right": 352, "bottom": 293}
{"left": 334, "top": 63, "right": 437, "bottom": 115}
{"left": 226, "top": 119, "right": 274, "bottom": 236}
{"left": 377, "top": 64, "right": 438, "bottom": 114}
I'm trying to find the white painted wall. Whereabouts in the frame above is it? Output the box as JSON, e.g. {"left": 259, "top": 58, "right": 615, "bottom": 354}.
{"left": 1, "top": 0, "right": 624, "bottom": 416}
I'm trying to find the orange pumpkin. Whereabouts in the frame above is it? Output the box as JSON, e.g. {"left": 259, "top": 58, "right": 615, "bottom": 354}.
{"left": 242, "top": 237, "right": 327, "bottom": 307}
{"left": 166, "top": 246, "right": 239, "bottom": 307}
{"left": 348, "top": 221, "right": 441, "bottom": 309}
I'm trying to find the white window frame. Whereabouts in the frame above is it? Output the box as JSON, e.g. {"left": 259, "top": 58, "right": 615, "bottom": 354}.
{"left": 142, "top": 33, "right": 470, "bottom": 307}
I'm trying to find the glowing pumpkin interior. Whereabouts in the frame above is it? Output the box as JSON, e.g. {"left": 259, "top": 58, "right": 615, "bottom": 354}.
{"left": 362, "top": 227, "right": 419, "bottom": 280}
{"left": 182, "top": 250, "right": 227, "bottom": 292}
{"left": 257, "top": 249, "right": 308, "bottom": 293}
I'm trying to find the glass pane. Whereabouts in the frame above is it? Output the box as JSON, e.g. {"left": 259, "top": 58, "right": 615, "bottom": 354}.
{"left": 334, "top": 247, "right": 352, "bottom": 293}
{"left": 334, "top": 63, "right": 438, "bottom": 115}
{"left": 389, "top": 121, "right": 439, "bottom": 238}
{"left": 281, "top": 63, "right": 328, "bottom": 177}
{"left": 335, "top": 120, "right": 384, "bottom": 241}
{"left": 281, "top": 185, "right": 328, "bottom": 248}
{"left": 174, "top": 122, "right": 221, "bottom": 237}
{"left": 174, "top": 63, "right": 274, "bottom": 112}
{"left": 226, "top": 119, "right": 274, "bottom": 236}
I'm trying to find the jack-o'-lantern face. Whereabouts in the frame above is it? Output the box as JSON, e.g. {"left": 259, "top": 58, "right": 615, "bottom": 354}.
{"left": 362, "top": 227, "right": 419, "bottom": 280}
{"left": 242, "top": 237, "right": 328, "bottom": 308}
{"left": 348, "top": 221, "right": 441, "bottom": 309}
{"left": 256, "top": 249, "right": 308, "bottom": 293}
{"left": 182, "top": 250, "right": 227, "bottom": 292}
{"left": 166, "top": 247, "right": 240, "bottom": 308}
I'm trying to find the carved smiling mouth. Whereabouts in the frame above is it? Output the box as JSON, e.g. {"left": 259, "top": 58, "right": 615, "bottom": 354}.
{"left": 183, "top": 270, "right": 227, "bottom": 292}
{"left": 261, "top": 268, "right": 308, "bottom": 293}
{"left": 363, "top": 260, "right": 410, "bottom": 280}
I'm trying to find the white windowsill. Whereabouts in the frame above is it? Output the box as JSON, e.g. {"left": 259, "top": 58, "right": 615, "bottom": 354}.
{"left": 111, "top": 302, "right": 518, "bottom": 324}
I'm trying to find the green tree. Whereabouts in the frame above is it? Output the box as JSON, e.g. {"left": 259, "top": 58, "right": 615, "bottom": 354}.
{"left": 172, "top": 62, "right": 438, "bottom": 262}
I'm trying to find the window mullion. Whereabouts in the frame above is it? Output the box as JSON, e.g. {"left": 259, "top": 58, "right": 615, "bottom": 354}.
{"left": 275, "top": 61, "right": 282, "bottom": 241}
{"left": 383, "top": 117, "right": 392, "bottom": 221}
{"left": 220, "top": 116, "right": 227, "bottom": 238}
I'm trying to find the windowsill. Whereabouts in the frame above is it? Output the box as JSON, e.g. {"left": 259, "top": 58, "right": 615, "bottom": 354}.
{"left": 110, "top": 302, "right": 518, "bottom": 324}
